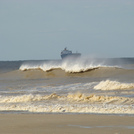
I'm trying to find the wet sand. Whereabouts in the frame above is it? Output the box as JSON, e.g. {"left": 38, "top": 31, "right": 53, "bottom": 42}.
{"left": 0, "top": 114, "right": 134, "bottom": 134}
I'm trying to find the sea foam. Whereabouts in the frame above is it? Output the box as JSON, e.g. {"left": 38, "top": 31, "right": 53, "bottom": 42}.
{"left": 19, "top": 58, "right": 107, "bottom": 73}
{"left": 94, "top": 80, "right": 134, "bottom": 90}
{"left": 0, "top": 93, "right": 134, "bottom": 114}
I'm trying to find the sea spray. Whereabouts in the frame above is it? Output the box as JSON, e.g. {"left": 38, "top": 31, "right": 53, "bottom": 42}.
{"left": 19, "top": 57, "right": 107, "bottom": 73}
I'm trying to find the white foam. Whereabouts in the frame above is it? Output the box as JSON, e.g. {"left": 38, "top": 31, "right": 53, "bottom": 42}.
{"left": 19, "top": 58, "right": 106, "bottom": 73}
{"left": 0, "top": 103, "right": 133, "bottom": 114}
{"left": 94, "top": 80, "right": 134, "bottom": 90}
{"left": 0, "top": 93, "right": 134, "bottom": 114}
{"left": 0, "top": 94, "right": 60, "bottom": 103}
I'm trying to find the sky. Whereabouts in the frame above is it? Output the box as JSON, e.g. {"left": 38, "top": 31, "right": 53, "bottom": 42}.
{"left": 0, "top": 0, "right": 134, "bottom": 60}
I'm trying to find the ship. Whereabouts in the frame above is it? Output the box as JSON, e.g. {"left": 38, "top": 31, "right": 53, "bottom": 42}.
{"left": 61, "top": 48, "right": 81, "bottom": 59}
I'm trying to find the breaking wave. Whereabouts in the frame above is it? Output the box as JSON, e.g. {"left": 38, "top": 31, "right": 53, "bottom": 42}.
{"left": 1, "top": 92, "right": 133, "bottom": 105}
{"left": 19, "top": 58, "right": 110, "bottom": 73}
{"left": 0, "top": 93, "right": 60, "bottom": 103}
{"left": 94, "top": 80, "right": 134, "bottom": 90}
{"left": 0, "top": 93, "right": 134, "bottom": 114}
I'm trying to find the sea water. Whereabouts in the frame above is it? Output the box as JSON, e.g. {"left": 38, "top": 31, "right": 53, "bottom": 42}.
{"left": 0, "top": 57, "right": 134, "bottom": 114}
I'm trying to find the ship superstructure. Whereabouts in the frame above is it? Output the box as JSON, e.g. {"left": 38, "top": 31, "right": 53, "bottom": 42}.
{"left": 61, "top": 48, "right": 81, "bottom": 59}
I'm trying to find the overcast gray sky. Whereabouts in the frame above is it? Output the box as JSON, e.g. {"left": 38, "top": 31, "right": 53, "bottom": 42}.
{"left": 0, "top": 0, "right": 134, "bottom": 60}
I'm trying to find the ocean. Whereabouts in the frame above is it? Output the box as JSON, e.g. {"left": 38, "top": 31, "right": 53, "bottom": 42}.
{"left": 0, "top": 57, "right": 134, "bottom": 114}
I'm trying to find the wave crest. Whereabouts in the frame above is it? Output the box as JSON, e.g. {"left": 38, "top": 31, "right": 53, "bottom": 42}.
{"left": 19, "top": 58, "right": 111, "bottom": 73}
{"left": 94, "top": 80, "right": 134, "bottom": 90}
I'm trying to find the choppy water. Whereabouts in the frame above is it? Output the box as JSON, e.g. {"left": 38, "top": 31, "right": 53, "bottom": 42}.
{"left": 0, "top": 57, "right": 134, "bottom": 114}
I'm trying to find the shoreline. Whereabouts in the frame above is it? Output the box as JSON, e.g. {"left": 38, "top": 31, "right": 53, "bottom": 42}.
{"left": 1, "top": 111, "right": 134, "bottom": 116}
{"left": 0, "top": 113, "right": 134, "bottom": 134}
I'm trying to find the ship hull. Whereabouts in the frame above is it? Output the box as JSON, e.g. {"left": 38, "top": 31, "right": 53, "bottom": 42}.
{"left": 61, "top": 53, "right": 81, "bottom": 59}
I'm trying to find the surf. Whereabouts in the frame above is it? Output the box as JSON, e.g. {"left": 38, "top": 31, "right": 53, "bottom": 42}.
{"left": 94, "top": 80, "right": 134, "bottom": 90}
{"left": 19, "top": 57, "right": 118, "bottom": 73}
{"left": 0, "top": 93, "right": 134, "bottom": 114}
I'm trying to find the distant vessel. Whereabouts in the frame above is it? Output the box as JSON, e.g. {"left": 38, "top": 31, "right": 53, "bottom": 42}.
{"left": 61, "top": 48, "right": 81, "bottom": 59}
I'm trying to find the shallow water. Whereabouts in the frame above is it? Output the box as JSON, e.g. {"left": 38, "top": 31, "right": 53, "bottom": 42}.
{"left": 0, "top": 57, "right": 134, "bottom": 114}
